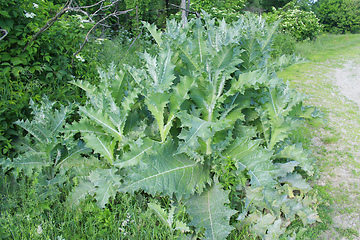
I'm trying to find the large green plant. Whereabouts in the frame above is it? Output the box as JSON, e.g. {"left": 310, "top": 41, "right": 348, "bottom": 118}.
{"left": 67, "top": 13, "right": 321, "bottom": 238}
{"left": 0, "top": 97, "right": 93, "bottom": 199}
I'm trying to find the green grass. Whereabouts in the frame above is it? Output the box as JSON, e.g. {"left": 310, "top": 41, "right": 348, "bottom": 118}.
{"left": 295, "top": 34, "right": 360, "bottom": 62}
{"left": 279, "top": 33, "right": 360, "bottom": 239}
{"left": 0, "top": 173, "right": 175, "bottom": 239}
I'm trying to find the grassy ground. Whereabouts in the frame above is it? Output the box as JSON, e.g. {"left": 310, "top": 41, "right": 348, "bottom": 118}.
{"left": 279, "top": 34, "right": 360, "bottom": 239}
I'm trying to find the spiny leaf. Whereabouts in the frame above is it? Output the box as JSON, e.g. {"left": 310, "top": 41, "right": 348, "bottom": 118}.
{"left": 66, "top": 119, "right": 106, "bottom": 136}
{"left": 79, "top": 106, "right": 122, "bottom": 141}
{"left": 279, "top": 173, "right": 312, "bottom": 191}
{"left": 82, "top": 134, "right": 116, "bottom": 164}
{"left": 143, "top": 21, "right": 163, "bottom": 46}
{"left": 224, "top": 137, "right": 275, "bottom": 187}
{"left": 276, "top": 144, "right": 314, "bottom": 176}
{"left": 114, "top": 138, "right": 154, "bottom": 168}
{"left": 67, "top": 181, "right": 96, "bottom": 206}
{"left": 0, "top": 154, "right": 49, "bottom": 178}
{"left": 146, "top": 92, "right": 170, "bottom": 142}
{"left": 88, "top": 168, "right": 122, "bottom": 208}
{"left": 186, "top": 178, "right": 237, "bottom": 240}
{"left": 15, "top": 119, "right": 49, "bottom": 143}
{"left": 120, "top": 141, "right": 210, "bottom": 198}
{"left": 176, "top": 112, "right": 213, "bottom": 155}
{"left": 57, "top": 140, "right": 91, "bottom": 168}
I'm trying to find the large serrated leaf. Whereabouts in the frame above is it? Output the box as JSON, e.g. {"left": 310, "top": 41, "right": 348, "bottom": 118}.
{"left": 57, "top": 140, "right": 91, "bottom": 168}
{"left": 114, "top": 137, "right": 154, "bottom": 168}
{"left": 176, "top": 112, "right": 213, "bottom": 155}
{"left": 1, "top": 154, "right": 49, "bottom": 178}
{"left": 67, "top": 181, "right": 96, "bottom": 206}
{"left": 120, "top": 141, "right": 210, "bottom": 198}
{"left": 82, "top": 134, "right": 116, "bottom": 164}
{"left": 143, "top": 21, "right": 163, "bottom": 46}
{"left": 275, "top": 144, "right": 314, "bottom": 176}
{"left": 146, "top": 92, "right": 170, "bottom": 142}
{"left": 224, "top": 137, "right": 275, "bottom": 187}
{"left": 186, "top": 178, "right": 237, "bottom": 240}
{"left": 88, "top": 168, "right": 122, "bottom": 208}
{"left": 79, "top": 106, "right": 122, "bottom": 141}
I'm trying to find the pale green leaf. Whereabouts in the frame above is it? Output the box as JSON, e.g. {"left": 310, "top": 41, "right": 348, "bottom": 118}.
{"left": 114, "top": 138, "right": 154, "bottom": 168}
{"left": 88, "top": 168, "right": 122, "bottom": 208}
{"left": 120, "top": 141, "right": 210, "bottom": 198}
{"left": 82, "top": 134, "right": 116, "bottom": 164}
{"left": 143, "top": 21, "right": 163, "bottom": 46}
{"left": 276, "top": 144, "right": 314, "bottom": 176}
{"left": 186, "top": 178, "right": 237, "bottom": 240}
{"left": 79, "top": 106, "right": 122, "bottom": 141}
{"left": 279, "top": 173, "right": 312, "bottom": 191}
{"left": 148, "top": 202, "right": 171, "bottom": 228}
{"left": 67, "top": 181, "right": 96, "bottom": 206}
{"left": 224, "top": 137, "right": 275, "bottom": 187}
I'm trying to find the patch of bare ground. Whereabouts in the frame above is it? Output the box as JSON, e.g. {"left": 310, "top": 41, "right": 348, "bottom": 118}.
{"left": 287, "top": 55, "right": 360, "bottom": 239}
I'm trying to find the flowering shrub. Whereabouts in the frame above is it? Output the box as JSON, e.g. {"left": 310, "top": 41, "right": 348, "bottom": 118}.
{"left": 265, "top": 1, "right": 322, "bottom": 41}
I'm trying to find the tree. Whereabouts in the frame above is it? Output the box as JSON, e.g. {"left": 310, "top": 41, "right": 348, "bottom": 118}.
{"left": 314, "top": 0, "right": 360, "bottom": 33}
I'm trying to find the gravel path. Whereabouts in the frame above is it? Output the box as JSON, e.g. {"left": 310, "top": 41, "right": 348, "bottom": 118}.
{"left": 334, "top": 60, "right": 360, "bottom": 109}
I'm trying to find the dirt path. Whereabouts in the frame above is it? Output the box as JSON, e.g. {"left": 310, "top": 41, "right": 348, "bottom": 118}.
{"left": 319, "top": 58, "right": 360, "bottom": 239}
{"left": 281, "top": 51, "right": 360, "bottom": 239}
{"left": 334, "top": 60, "right": 360, "bottom": 108}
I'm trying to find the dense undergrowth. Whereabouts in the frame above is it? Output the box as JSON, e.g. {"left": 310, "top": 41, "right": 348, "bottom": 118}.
{"left": 0, "top": 11, "right": 325, "bottom": 239}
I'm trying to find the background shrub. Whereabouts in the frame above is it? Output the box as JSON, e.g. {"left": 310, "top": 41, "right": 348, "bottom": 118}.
{"left": 314, "top": 0, "right": 360, "bottom": 34}
{"left": 265, "top": 1, "right": 322, "bottom": 41}
{"left": 0, "top": 0, "right": 100, "bottom": 157}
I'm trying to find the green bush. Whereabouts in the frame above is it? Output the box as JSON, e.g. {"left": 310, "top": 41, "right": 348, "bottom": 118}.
{"left": 314, "top": 0, "right": 360, "bottom": 34}
{"left": 0, "top": 0, "right": 99, "bottom": 157}
{"left": 271, "top": 32, "right": 297, "bottom": 58}
{"left": 265, "top": 1, "right": 322, "bottom": 41}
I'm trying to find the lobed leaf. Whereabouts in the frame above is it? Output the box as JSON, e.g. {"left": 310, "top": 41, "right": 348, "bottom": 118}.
{"left": 186, "top": 178, "right": 237, "bottom": 240}
{"left": 120, "top": 141, "right": 210, "bottom": 198}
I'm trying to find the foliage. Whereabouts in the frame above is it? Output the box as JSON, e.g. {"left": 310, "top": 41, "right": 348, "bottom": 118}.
{"left": 0, "top": 97, "right": 94, "bottom": 200}
{"left": 265, "top": 1, "right": 322, "bottom": 41}
{"left": 0, "top": 0, "right": 99, "bottom": 157}
{"left": 314, "top": 0, "right": 360, "bottom": 34}
{"left": 66, "top": 12, "right": 321, "bottom": 238}
{"left": 0, "top": 177, "right": 175, "bottom": 239}
{"left": 189, "top": 0, "right": 246, "bottom": 22}
{"left": 270, "top": 32, "right": 297, "bottom": 58}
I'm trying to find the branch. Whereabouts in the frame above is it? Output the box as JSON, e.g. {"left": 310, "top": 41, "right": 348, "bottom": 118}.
{"left": 0, "top": 29, "right": 8, "bottom": 41}
{"left": 22, "top": 0, "right": 73, "bottom": 52}
{"left": 169, "top": 3, "right": 200, "bottom": 18}
{"left": 122, "top": 28, "right": 143, "bottom": 60}
{"left": 72, "top": 9, "right": 134, "bottom": 64}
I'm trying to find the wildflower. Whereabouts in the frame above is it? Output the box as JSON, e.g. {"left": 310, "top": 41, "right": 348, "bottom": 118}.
{"left": 37, "top": 225, "right": 43, "bottom": 234}
{"left": 75, "top": 55, "right": 85, "bottom": 62}
{"left": 33, "top": 3, "right": 39, "bottom": 8}
{"left": 24, "top": 11, "right": 36, "bottom": 18}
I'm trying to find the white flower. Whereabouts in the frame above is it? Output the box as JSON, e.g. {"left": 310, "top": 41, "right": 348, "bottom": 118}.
{"left": 33, "top": 3, "right": 39, "bottom": 8}
{"left": 24, "top": 11, "right": 36, "bottom": 18}
{"left": 37, "top": 225, "right": 43, "bottom": 234}
{"left": 75, "top": 55, "right": 85, "bottom": 62}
